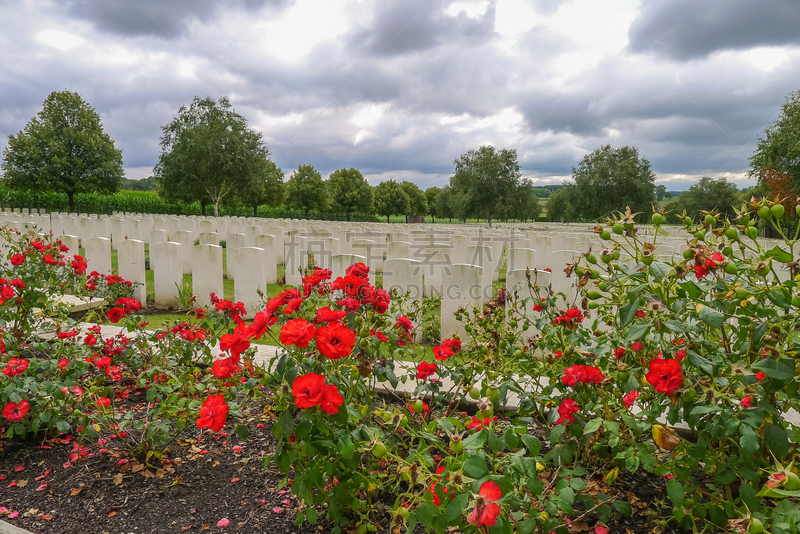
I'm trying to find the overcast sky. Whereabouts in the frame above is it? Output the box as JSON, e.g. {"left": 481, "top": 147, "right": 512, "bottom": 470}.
{"left": 1, "top": 0, "right": 799, "bottom": 191}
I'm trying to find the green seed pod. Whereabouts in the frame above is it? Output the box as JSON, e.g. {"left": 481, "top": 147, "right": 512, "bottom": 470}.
{"left": 705, "top": 214, "right": 716, "bottom": 226}
{"left": 683, "top": 248, "right": 694, "bottom": 259}
{"left": 586, "top": 253, "right": 597, "bottom": 264}
{"left": 772, "top": 204, "right": 785, "bottom": 219}
{"left": 725, "top": 227, "right": 739, "bottom": 240}
{"left": 612, "top": 223, "right": 624, "bottom": 235}
{"left": 746, "top": 226, "right": 759, "bottom": 240}
{"left": 683, "top": 216, "right": 692, "bottom": 226}
{"left": 651, "top": 213, "right": 663, "bottom": 226}
{"left": 758, "top": 206, "right": 772, "bottom": 220}
{"left": 600, "top": 230, "right": 611, "bottom": 241}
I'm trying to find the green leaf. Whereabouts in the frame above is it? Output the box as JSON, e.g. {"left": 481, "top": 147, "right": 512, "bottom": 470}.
{"left": 666, "top": 478, "right": 684, "bottom": 504}
{"left": 686, "top": 351, "right": 715, "bottom": 375}
{"left": 338, "top": 436, "right": 356, "bottom": 459}
{"left": 56, "top": 420, "right": 70, "bottom": 433}
{"left": 583, "top": 418, "right": 603, "bottom": 435}
{"left": 739, "top": 428, "right": 760, "bottom": 454}
{"left": 558, "top": 487, "right": 575, "bottom": 505}
{"left": 446, "top": 493, "right": 469, "bottom": 521}
{"left": 463, "top": 456, "right": 489, "bottom": 479}
{"left": 488, "top": 430, "right": 500, "bottom": 453}
{"left": 463, "top": 430, "right": 487, "bottom": 450}
{"left": 650, "top": 261, "right": 671, "bottom": 280}
{"left": 619, "top": 300, "right": 639, "bottom": 329}
{"left": 765, "top": 423, "right": 790, "bottom": 459}
{"left": 625, "top": 322, "right": 651, "bottom": 342}
{"left": 521, "top": 434, "right": 540, "bottom": 455}
{"left": 663, "top": 319, "right": 687, "bottom": 333}
{"left": 604, "top": 421, "right": 620, "bottom": 435}
{"left": 414, "top": 503, "right": 438, "bottom": 528}
{"left": 516, "top": 519, "right": 537, "bottom": 534}
{"left": 306, "top": 508, "right": 318, "bottom": 524}
{"left": 235, "top": 423, "right": 249, "bottom": 440}
{"left": 613, "top": 500, "right": 633, "bottom": 516}
{"left": 753, "top": 358, "right": 796, "bottom": 381}
{"left": 739, "top": 483, "right": 760, "bottom": 512}
{"left": 698, "top": 305, "right": 724, "bottom": 328}
{"left": 766, "top": 245, "right": 793, "bottom": 263}
{"left": 275, "top": 410, "right": 294, "bottom": 439}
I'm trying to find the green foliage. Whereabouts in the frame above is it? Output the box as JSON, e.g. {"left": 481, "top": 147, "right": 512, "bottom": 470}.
{"left": 546, "top": 185, "right": 579, "bottom": 222}
{"left": 1, "top": 90, "right": 124, "bottom": 213}
{"left": 154, "top": 96, "right": 271, "bottom": 217}
{"left": 448, "top": 145, "right": 523, "bottom": 225}
{"left": 120, "top": 176, "right": 158, "bottom": 191}
{"left": 750, "top": 89, "right": 800, "bottom": 191}
{"left": 373, "top": 180, "right": 409, "bottom": 222}
{"left": 240, "top": 159, "right": 284, "bottom": 216}
{"left": 326, "top": 168, "right": 373, "bottom": 221}
{"left": 425, "top": 187, "right": 441, "bottom": 220}
{"left": 568, "top": 145, "right": 656, "bottom": 221}
{"left": 671, "top": 176, "right": 740, "bottom": 221}
{"left": 435, "top": 185, "right": 455, "bottom": 221}
{"left": 284, "top": 164, "right": 328, "bottom": 217}
{"left": 655, "top": 184, "right": 667, "bottom": 201}
{"left": 508, "top": 180, "right": 542, "bottom": 221}
{"left": 401, "top": 180, "right": 428, "bottom": 217}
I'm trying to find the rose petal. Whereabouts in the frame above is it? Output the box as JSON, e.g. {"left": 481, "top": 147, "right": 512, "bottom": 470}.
{"left": 216, "top": 518, "right": 230, "bottom": 527}
{"left": 273, "top": 507, "right": 284, "bottom": 513}
{"left": 14, "top": 465, "right": 23, "bottom": 472}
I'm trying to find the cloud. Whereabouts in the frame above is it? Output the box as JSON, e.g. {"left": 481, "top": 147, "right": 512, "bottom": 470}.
{"left": 346, "top": 0, "right": 496, "bottom": 57}
{"left": 628, "top": 0, "right": 800, "bottom": 60}
{"left": 64, "top": 0, "right": 295, "bottom": 38}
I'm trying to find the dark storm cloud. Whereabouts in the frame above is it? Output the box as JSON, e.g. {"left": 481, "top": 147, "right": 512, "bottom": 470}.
{"left": 628, "top": 0, "right": 800, "bottom": 60}
{"left": 347, "top": 0, "right": 496, "bottom": 57}
{"left": 64, "top": 0, "right": 295, "bottom": 38}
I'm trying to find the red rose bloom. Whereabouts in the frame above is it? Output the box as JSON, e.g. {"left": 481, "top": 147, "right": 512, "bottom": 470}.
{"left": 315, "top": 323, "right": 356, "bottom": 359}
{"left": 646, "top": 358, "right": 683, "bottom": 395}
{"left": 220, "top": 323, "right": 251, "bottom": 359}
{"left": 555, "top": 398, "right": 579, "bottom": 426}
{"left": 740, "top": 395, "right": 752, "bottom": 409}
{"left": 370, "top": 329, "right": 388, "bottom": 342}
{"left": 10, "top": 254, "right": 24, "bottom": 266}
{"left": 416, "top": 361, "right": 438, "bottom": 380}
{"left": 196, "top": 394, "right": 229, "bottom": 432}
{"left": 283, "top": 297, "right": 304, "bottom": 315}
{"left": 292, "top": 373, "right": 343, "bottom": 415}
{"left": 280, "top": 319, "right": 317, "bottom": 348}
{"left": 345, "top": 262, "right": 369, "bottom": 278}
{"left": 3, "top": 399, "right": 30, "bottom": 422}
{"left": 315, "top": 307, "right": 347, "bottom": 323}
{"left": 623, "top": 390, "right": 639, "bottom": 409}
{"left": 3, "top": 358, "right": 29, "bottom": 377}
{"left": 247, "top": 309, "right": 277, "bottom": 340}
{"left": 614, "top": 348, "right": 625, "bottom": 359}
{"left": 212, "top": 357, "right": 240, "bottom": 379}
{"left": 467, "top": 481, "right": 502, "bottom": 528}
{"left": 433, "top": 345, "right": 454, "bottom": 361}
{"left": 630, "top": 341, "right": 644, "bottom": 352}
{"left": 468, "top": 416, "right": 492, "bottom": 431}
{"left": 396, "top": 315, "right": 413, "bottom": 331}
{"left": 85, "top": 334, "right": 97, "bottom": 346}
{"left": 106, "top": 307, "right": 125, "bottom": 323}
{"left": 675, "top": 349, "right": 687, "bottom": 362}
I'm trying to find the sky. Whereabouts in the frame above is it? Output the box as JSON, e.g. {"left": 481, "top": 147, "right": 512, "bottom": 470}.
{"left": 1, "top": 0, "right": 799, "bottom": 191}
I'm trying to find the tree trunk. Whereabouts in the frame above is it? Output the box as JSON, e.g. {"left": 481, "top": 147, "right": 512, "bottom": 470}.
{"left": 201, "top": 201, "right": 206, "bottom": 216}
{"left": 346, "top": 211, "right": 351, "bottom": 221}
{"left": 431, "top": 215, "right": 435, "bottom": 223}
{"left": 68, "top": 192, "right": 75, "bottom": 214}
{"left": 213, "top": 202, "right": 219, "bottom": 217}
{"left": 253, "top": 204, "right": 257, "bottom": 217}
{"left": 386, "top": 215, "right": 390, "bottom": 223}
{"left": 488, "top": 217, "right": 493, "bottom": 228}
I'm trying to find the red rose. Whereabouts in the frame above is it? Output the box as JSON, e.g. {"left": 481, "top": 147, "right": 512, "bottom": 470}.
{"left": 396, "top": 315, "right": 413, "bottom": 331}
{"left": 416, "top": 361, "right": 438, "bottom": 380}
{"left": 580, "top": 365, "right": 605, "bottom": 384}
{"left": 196, "top": 394, "right": 229, "bottom": 432}
{"left": 555, "top": 398, "right": 579, "bottom": 426}
{"left": 468, "top": 416, "right": 492, "bottom": 431}
{"left": 675, "top": 349, "right": 687, "bottom": 362}
{"left": 106, "top": 307, "right": 125, "bottom": 323}
{"left": 614, "top": 348, "right": 625, "bottom": 359}
{"left": 212, "top": 357, "right": 240, "bottom": 379}
{"left": 10, "top": 254, "right": 24, "bottom": 266}
{"left": 85, "top": 334, "right": 97, "bottom": 346}
{"left": 315, "top": 307, "right": 348, "bottom": 323}
{"left": 220, "top": 323, "right": 251, "bottom": 359}
{"left": 292, "top": 373, "right": 343, "bottom": 415}
{"left": 370, "top": 329, "right": 388, "bottom": 342}
{"left": 283, "top": 297, "right": 304, "bottom": 315}
{"left": 3, "top": 358, "right": 29, "bottom": 377}
{"left": 623, "top": 390, "right": 639, "bottom": 409}
{"left": 370, "top": 288, "right": 391, "bottom": 314}
{"left": 315, "top": 323, "right": 356, "bottom": 359}
{"left": 1, "top": 286, "right": 15, "bottom": 299}
{"left": 345, "top": 262, "right": 369, "bottom": 278}
{"left": 562, "top": 365, "right": 583, "bottom": 386}
{"left": 630, "top": 341, "right": 644, "bottom": 352}
{"left": 3, "top": 399, "right": 30, "bottom": 422}
{"left": 247, "top": 310, "right": 277, "bottom": 340}
{"left": 740, "top": 396, "right": 752, "bottom": 409}
{"left": 646, "top": 358, "right": 683, "bottom": 395}
{"left": 280, "top": 319, "right": 317, "bottom": 348}
{"left": 467, "top": 481, "right": 502, "bottom": 527}
{"left": 58, "top": 358, "right": 69, "bottom": 370}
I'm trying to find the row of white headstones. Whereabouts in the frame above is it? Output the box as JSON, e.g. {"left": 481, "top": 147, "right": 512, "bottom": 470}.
{"left": 0, "top": 209, "right": 790, "bottom": 341}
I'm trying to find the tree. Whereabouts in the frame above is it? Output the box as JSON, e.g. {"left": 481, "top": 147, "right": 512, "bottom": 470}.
{"left": 241, "top": 160, "right": 284, "bottom": 217}
{"left": 154, "top": 96, "right": 271, "bottom": 217}
{"left": 509, "top": 181, "right": 542, "bottom": 222}
{"left": 425, "top": 187, "right": 441, "bottom": 222}
{"left": 284, "top": 164, "right": 328, "bottom": 217}
{"left": 568, "top": 145, "right": 656, "bottom": 221}
{"left": 655, "top": 184, "right": 667, "bottom": 201}
{"left": 373, "top": 180, "right": 409, "bottom": 223}
{"left": 546, "top": 185, "right": 579, "bottom": 222}
{"left": 436, "top": 186, "right": 455, "bottom": 222}
{"left": 400, "top": 181, "right": 427, "bottom": 222}
{"left": 121, "top": 176, "right": 158, "bottom": 191}
{"left": 750, "top": 90, "right": 800, "bottom": 194}
{"left": 327, "top": 168, "right": 373, "bottom": 221}
{"left": 1, "top": 90, "right": 124, "bottom": 213}
{"left": 448, "top": 146, "right": 522, "bottom": 226}
{"left": 671, "top": 177, "right": 740, "bottom": 221}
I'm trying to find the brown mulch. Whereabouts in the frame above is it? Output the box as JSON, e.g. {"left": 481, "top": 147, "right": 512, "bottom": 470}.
{"left": 0, "top": 394, "right": 691, "bottom": 534}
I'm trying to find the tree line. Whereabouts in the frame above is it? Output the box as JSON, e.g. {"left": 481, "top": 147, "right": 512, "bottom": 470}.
{"left": 3, "top": 90, "right": 799, "bottom": 224}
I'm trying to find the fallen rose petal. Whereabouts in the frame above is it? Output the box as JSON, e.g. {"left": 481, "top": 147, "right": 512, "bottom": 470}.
{"left": 217, "top": 518, "right": 230, "bottom": 527}
{"left": 0, "top": 506, "right": 7, "bottom": 513}
{"left": 281, "top": 499, "right": 291, "bottom": 506}
{"left": 118, "top": 459, "right": 128, "bottom": 465}
{"left": 273, "top": 507, "right": 284, "bottom": 513}
{"left": 63, "top": 462, "right": 72, "bottom": 469}
{"left": 230, "top": 477, "right": 240, "bottom": 483}
{"left": 36, "top": 483, "right": 48, "bottom": 492}
{"left": 14, "top": 465, "right": 23, "bottom": 472}
{"left": 7, "top": 482, "right": 16, "bottom": 488}
{"left": 181, "top": 527, "right": 191, "bottom": 531}
{"left": 232, "top": 445, "right": 242, "bottom": 453}
{"left": 596, "top": 527, "right": 609, "bottom": 534}
{"left": 8, "top": 511, "right": 18, "bottom": 518}
{"left": 277, "top": 490, "right": 288, "bottom": 495}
